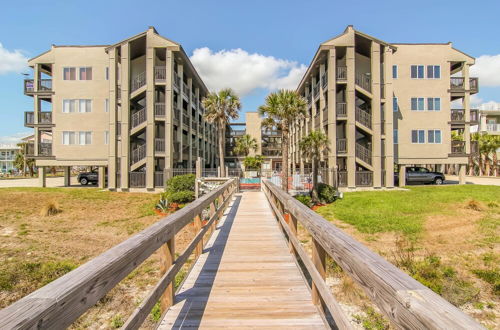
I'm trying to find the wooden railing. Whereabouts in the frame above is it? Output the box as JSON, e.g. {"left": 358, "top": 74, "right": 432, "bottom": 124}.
{"left": 129, "top": 171, "right": 146, "bottom": 187}
{"left": 154, "top": 66, "right": 166, "bottom": 82}
{"left": 262, "top": 180, "right": 482, "bottom": 330}
{"left": 336, "top": 102, "right": 347, "bottom": 118}
{"left": 155, "top": 138, "right": 165, "bottom": 153}
{"left": 24, "top": 79, "right": 52, "bottom": 93}
{"left": 355, "top": 72, "right": 371, "bottom": 92}
{"left": 154, "top": 171, "right": 164, "bottom": 187}
{"left": 131, "top": 71, "right": 146, "bottom": 92}
{"left": 336, "top": 66, "right": 347, "bottom": 80}
{"left": 355, "top": 171, "right": 373, "bottom": 186}
{"left": 130, "top": 144, "right": 146, "bottom": 165}
{"left": 451, "top": 109, "right": 465, "bottom": 121}
{"left": 155, "top": 102, "right": 165, "bottom": 117}
{"left": 0, "top": 180, "right": 237, "bottom": 329}
{"left": 24, "top": 112, "right": 53, "bottom": 126}
{"left": 470, "top": 109, "right": 479, "bottom": 122}
{"left": 131, "top": 108, "right": 146, "bottom": 128}
{"left": 451, "top": 140, "right": 466, "bottom": 154}
{"left": 336, "top": 138, "right": 347, "bottom": 153}
{"left": 355, "top": 107, "right": 372, "bottom": 129}
{"left": 355, "top": 143, "right": 372, "bottom": 165}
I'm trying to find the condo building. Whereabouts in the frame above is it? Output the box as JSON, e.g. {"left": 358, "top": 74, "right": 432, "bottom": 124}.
{"left": 291, "top": 26, "right": 479, "bottom": 188}
{"left": 24, "top": 27, "right": 218, "bottom": 191}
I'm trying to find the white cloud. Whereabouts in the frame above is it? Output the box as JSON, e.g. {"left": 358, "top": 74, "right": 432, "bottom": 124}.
{"left": 477, "top": 101, "right": 500, "bottom": 111}
{"left": 470, "top": 54, "right": 500, "bottom": 87}
{"left": 190, "top": 47, "right": 307, "bottom": 96}
{"left": 0, "top": 43, "right": 28, "bottom": 75}
{"left": 0, "top": 132, "right": 31, "bottom": 146}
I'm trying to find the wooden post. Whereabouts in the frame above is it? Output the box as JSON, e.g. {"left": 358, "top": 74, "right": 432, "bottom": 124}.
{"left": 195, "top": 157, "right": 202, "bottom": 199}
{"left": 288, "top": 214, "right": 298, "bottom": 254}
{"left": 194, "top": 214, "right": 203, "bottom": 257}
{"left": 159, "top": 237, "right": 175, "bottom": 313}
{"left": 209, "top": 201, "right": 216, "bottom": 234}
{"left": 312, "top": 238, "right": 326, "bottom": 305}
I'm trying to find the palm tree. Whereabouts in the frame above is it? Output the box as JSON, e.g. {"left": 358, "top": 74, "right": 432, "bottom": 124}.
{"left": 233, "top": 134, "right": 257, "bottom": 156}
{"left": 482, "top": 134, "right": 500, "bottom": 176}
{"left": 14, "top": 143, "right": 35, "bottom": 176}
{"left": 243, "top": 155, "right": 264, "bottom": 171}
{"left": 491, "top": 136, "right": 500, "bottom": 177}
{"left": 259, "top": 90, "right": 307, "bottom": 192}
{"left": 299, "top": 131, "right": 330, "bottom": 203}
{"left": 203, "top": 89, "right": 241, "bottom": 177}
{"left": 468, "top": 133, "right": 481, "bottom": 176}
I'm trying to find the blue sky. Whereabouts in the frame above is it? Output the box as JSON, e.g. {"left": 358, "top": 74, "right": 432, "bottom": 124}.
{"left": 1, "top": 0, "right": 500, "bottom": 143}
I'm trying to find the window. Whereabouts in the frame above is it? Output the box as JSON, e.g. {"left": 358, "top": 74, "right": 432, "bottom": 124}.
{"left": 63, "top": 67, "right": 76, "bottom": 80}
{"left": 62, "top": 99, "right": 76, "bottom": 113}
{"left": 394, "top": 129, "right": 398, "bottom": 144}
{"left": 79, "top": 67, "right": 92, "bottom": 80}
{"left": 411, "top": 130, "right": 425, "bottom": 143}
{"left": 104, "top": 99, "right": 109, "bottom": 113}
{"left": 78, "top": 99, "right": 92, "bottom": 113}
{"left": 392, "top": 65, "right": 398, "bottom": 78}
{"left": 79, "top": 131, "right": 92, "bottom": 145}
{"left": 427, "top": 65, "right": 441, "bottom": 79}
{"left": 427, "top": 98, "right": 441, "bottom": 111}
{"left": 393, "top": 97, "right": 398, "bottom": 112}
{"left": 411, "top": 97, "right": 425, "bottom": 111}
{"left": 428, "top": 130, "right": 442, "bottom": 144}
{"left": 62, "top": 131, "right": 76, "bottom": 145}
{"left": 411, "top": 65, "right": 424, "bottom": 79}
{"left": 105, "top": 67, "right": 109, "bottom": 80}
{"left": 104, "top": 131, "right": 109, "bottom": 145}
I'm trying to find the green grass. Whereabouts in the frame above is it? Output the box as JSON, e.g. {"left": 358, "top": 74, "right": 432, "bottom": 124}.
{"left": 317, "top": 185, "right": 500, "bottom": 237}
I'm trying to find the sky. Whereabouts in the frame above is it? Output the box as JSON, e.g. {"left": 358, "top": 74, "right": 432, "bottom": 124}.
{"left": 1, "top": 0, "right": 500, "bottom": 144}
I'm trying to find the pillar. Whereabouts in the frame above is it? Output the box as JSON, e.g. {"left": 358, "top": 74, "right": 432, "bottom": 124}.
{"left": 145, "top": 37, "right": 155, "bottom": 191}
{"left": 99, "top": 166, "right": 106, "bottom": 189}
{"left": 38, "top": 166, "right": 46, "bottom": 188}
{"left": 120, "top": 43, "right": 130, "bottom": 190}
{"left": 63, "top": 166, "right": 71, "bottom": 186}
{"left": 327, "top": 46, "right": 337, "bottom": 185}
{"left": 384, "top": 47, "right": 395, "bottom": 188}
{"left": 108, "top": 47, "right": 118, "bottom": 190}
{"left": 371, "top": 42, "right": 382, "bottom": 188}
{"left": 398, "top": 165, "right": 406, "bottom": 187}
{"left": 346, "top": 45, "right": 356, "bottom": 188}
{"left": 459, "top": 164, "right": 466, "bottom": 184}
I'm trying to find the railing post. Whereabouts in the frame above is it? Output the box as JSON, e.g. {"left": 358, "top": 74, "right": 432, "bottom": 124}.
{"left": 288, "top": 213, "right": 298, "bottom": 255}
{"left": 209, "top": 201, "right": 216, "bottom": 234}
{"left": 159, "top": 237, "right": 175, "bottom": 313}
{"left": 312, "top": 239, "right": 326, "bottom": 306}
{"left": 194, "top": 214, "right": 203, "bottom": 257}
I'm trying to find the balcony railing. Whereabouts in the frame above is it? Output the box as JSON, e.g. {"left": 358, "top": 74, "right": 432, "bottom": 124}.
{"left": 183, "top": 82, "right": 189, "bottom": 96}
{"left": 470, "top": 109, "right": 479, "bottom": 122}
{"left": 313, "top": 83, "right": 320, "bottom": 99}
{"left": 26, "top": 143, "right": 51, "bottom": 157}
{"left": 24, "top": 79, "right": 52, "bottom": 93}
{"left": 322, "top": 107, "right": 328, "bottom": 123}
{"left": 131, "top": 72, "right": 146, "bottom": 92}
{"left": 154, "top": 66, "right": 166, "bottom": 82}
{"left": 356, "top": 171, "right": 373, "bottom": 186}
{"left": 321, "top": 73, "right": 327, "bottom": 89}
{"left": 451, "top": 109, "right": 465, "bottom": 121}
{"left": 450, "top": 77, "right": 479, "bottom": 93}
{"left": 337, "top": 138, "right": 347, "bottom": 153}
{"left": 131, "top": 144, "right": 146, "bottom": 165}
{"left": 154, "top": 103, "right": 165, "bottom": 117}
{"left": 155, "top": 138, "right": 165, "bottom": 153}
{"left": 154, "top": 171, "right": 164, "bottom": 187}
{"left": 131, "top": 108, "right": 146, "bottom": 128}
{"left": 355, "top": 72, "right": 371, "bottom": 92}
{"left": 451, "top": 140, "right": 465, "bottom": 155}
{"left": 336, "top": 67, "right": 347, "bottom": 80}
{"left": 129, "top": 171, "right": 146, "bottom": 188}
{"left": 314, "top": 113, "right": 320, "bottom": 128}
{"left": 336, "top": 103, "right": 347, "bottom": 118}
{"left": 338, "top": 171, "right": 347, "bottom": 187}
{"left": 174, "top": 75, "right": 180, "bottom": 89}
{"left": 471, "top": 141, "right": 479, "bottom": 154}
{"left": 355, "top": 107, "right": 372, "bottom": 129}
{"left": 173, "top": 109, "right": 180, "bottom": 122}
{"left": 486, "top": 123, "right": 500, "bottom": 132}
{"left": 356, "top": 143, "right": 372, "bottom": 165}
{"left": 183, "top": 113, "right": 190, "bottom": 129}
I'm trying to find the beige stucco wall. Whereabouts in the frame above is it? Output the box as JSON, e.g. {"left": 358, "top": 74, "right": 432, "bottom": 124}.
{"left": 245, "top": 112, "right": 262, "bottom": 156}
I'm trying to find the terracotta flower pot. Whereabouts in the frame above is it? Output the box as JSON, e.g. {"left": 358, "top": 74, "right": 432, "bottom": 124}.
{"left": 154, "top": 209, "right": 169, "bottom": 216}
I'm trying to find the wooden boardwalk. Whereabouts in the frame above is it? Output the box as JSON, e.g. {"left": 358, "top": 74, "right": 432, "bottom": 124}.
{"left": 158, "top": 191, "right": 326, "bottom": 329}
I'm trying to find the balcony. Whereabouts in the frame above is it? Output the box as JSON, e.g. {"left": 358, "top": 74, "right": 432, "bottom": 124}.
{"left": 130, "top": 171, "right": 146, "bottom": 188}
{"left": 155, "top": 171, "right": 164, "bottom": 187}
{"left": 155, "top": 138, "right": 165, "bottom": 153}
{"left": 131, "top": 108, "right": 146, "bottom": 128}
{"left": 486, "top": 123, "right": 500, "bottom": 134}
{"left": 313, "top": 82, "right": 320, "bottom": 99}
{"left": 337, "top": 139, "right": 347, "bottom": 154}
{"left": 130, "top": 144, "right": 146, "bottom": 165}
{"left": 314, "top": 113, "right": 320, "bottom": 128}
{"left": 470, "top": 109, "right": 479, "bottom": 123}
{"left": 355, "top": 108, "right": 372, "bottom": 129}
{"left": 356, "top": 171, "right": 373, "bottom": 186}
{"left": 131, "top": 72, "right": 146, "bottom": 92}
{"left": 336, "top": 67, "right": 347, "bottom": 80}
{"left": 183, "top": 113, "right": 189, "bottom": 130}
{"left": 173, "top": 109, "right": 180, "bottom": 124}
{"left": 355, "top": 72, "right": 371, "bottom": 92}
{"left": 450, "top": 109, "right": 465, "bottom": 122}
{"left": 24, "top": 79, "right": 52, "bottom": 94}
{"left": 321, "top": 73, "right": 327, "bottom": 89}
{"left": 356, "top": 143, "right": 372, "bottom": 165}
{"left": 26, "top": 142, "right": 52, "bottom": 157}
{"left": 24, "top": 112, "right": 52, "bottom": 126}
{"left": 173, "top": 75, "right": 180, "bottom": 89}
{"left": 450, "top": 77, "right": 479, "bottom": 93}
{"left": 336, "top": 103, "right": 347, "bottom": 119}
{"left": 154, "top": 66, "right": 166, "bottom": 82}
{"left": 154, "top": 103, "right": 165, "bottom": 117}
{"left": 450, "top": 140, "right": 465, "bottom": 155}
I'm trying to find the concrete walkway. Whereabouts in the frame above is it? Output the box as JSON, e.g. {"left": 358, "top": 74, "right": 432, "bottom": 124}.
{"left": 445, "top": 175, "right": 500, "bottom": 186}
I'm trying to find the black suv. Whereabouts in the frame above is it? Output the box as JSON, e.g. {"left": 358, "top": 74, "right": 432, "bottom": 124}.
{"left": 395, "top": 167, "right": 445, "bottom": 185}
{"left": 77, "top": 171, "right": 98, "bottom": 185}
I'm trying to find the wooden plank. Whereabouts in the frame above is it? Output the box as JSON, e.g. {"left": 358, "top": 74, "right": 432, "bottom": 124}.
{"left": 0, "top": 179, "right": 237, "bottom": 329}
{"left": 159, "top": 238, "right": 175, "bottom": 312}
{"left": 159, "top": 192, "right": 327, "bottom": 329}
{"left": 263, "top": 180, "right": 484, "bottom": 330}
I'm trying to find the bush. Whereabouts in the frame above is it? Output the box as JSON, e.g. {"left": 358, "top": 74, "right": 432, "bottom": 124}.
{"left": 168, "top": 190, "right": 195, "bottom": 204}
{"left": 165, "top": 174, "right": 195, "bottom": 194}
{"left": 40, "top": 201, "right": 61, "bottom": 216}
{"left": 318, "top": 183, "right": 337, "bottom": 204}
{"left": 295, "top": 194, "right": 312, "bottom": 208}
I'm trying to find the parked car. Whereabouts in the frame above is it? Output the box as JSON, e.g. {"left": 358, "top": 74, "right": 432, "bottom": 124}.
{"left": 77, "top": 171, "right": 98, "bottom": 185}
{"left": 394, "top": 167, "right": 445, "bottom": 185}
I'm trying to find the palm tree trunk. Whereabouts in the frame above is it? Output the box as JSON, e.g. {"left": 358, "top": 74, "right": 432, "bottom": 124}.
{"left": 485, "top": 152, "right": 491, "bottom": 176}
{"left": 493, "top": 152, "right": 498, "bottom": 177}
{"left": 282, "top": 128, "right": 289, "bottom": 192}
{"left": 218, "top": 126, "right": 225, "bottom": 177}
{"left": 311, "top": 158, "right": 319, "bottom": 204}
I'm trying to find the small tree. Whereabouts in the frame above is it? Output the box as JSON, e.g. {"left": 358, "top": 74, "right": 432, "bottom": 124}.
{"left": 243, "top": 155, "right": 263, "bottom": 171}
{"left": 14, "top": 143, "right": 35, "bottom": 177}
{"left": 299, "top": 131, "right": 330, "bottom": 203}
{"left": 233, "top": 134, "right": 257, "bottom": 156}
{"left": 203, "top": 89, "right": 241, "bottom": 177}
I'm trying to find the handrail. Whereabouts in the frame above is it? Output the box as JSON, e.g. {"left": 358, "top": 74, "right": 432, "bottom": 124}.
{"left": 262, "top": 180, "right": 483, "bottom": 330}
{"left": 0, "top": 179, "right": 238, "bottom": 329}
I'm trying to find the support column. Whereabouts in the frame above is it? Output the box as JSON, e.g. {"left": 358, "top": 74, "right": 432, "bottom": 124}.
{"left": 146, "top": 41, "right": 155, "bottom": 191}
{"left": 38, "top": 166, "right": 46, "bottom": 188}
{"left": 463, "top": 64, "right": 471, "bottom": 154}
{"left": 459, "top": 164, "right": 466, "bottom": 184}
{"left": 63, "top": 166, "right": 71, "bottom": 186}
{"left": 384, "top": 47, "right": 395, "bottom": 188}
{"left": 120, "top": 43, "right": 130, "bottom": 191}
{"left": 371, "top": 43, "right": 382, "bottom": 188}
{"left": 165, "top": 49, "right": 175, "bottom": 175}
{"left": 346, "top": 46, "right": 356, "bottom": 188}
{"left": 327, "top": 47, "right": 337, "bottom": 185}
{"left": 108, "top": 47, "right": 118, "bottom": 190}
{"left": 98, "top": 166, "right": 106, "bottom": 189}
{"left": 398, "top": 165, "right": 406, "bottom": 187}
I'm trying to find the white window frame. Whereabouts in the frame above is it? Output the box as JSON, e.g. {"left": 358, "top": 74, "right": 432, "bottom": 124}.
{"left": 78, "top": 99, "right": 92, "bottom": 113}
{"left": 78, "top": 131, "right": 92, "bottom": 145}
{"left": 62, "top": 131, "right": 76, "bottom": 145}
{"left": 411, "top": 129, "right": 426, "bottom": 144}
{"left": 393, "top": 97, "right": 398, "bottom": 112}
{"left": 427, "top": 97, "right": 441, "bottom": 111}
{"left": 62, "top": 99, "right": 77, "bottom": 113}
{"left": 104, "top": 131, "right": 109, "bottom": 145}
{"left": 392, "top": 65, "right": 398, "bottom": 79}
{"left": 411, "top": 65, "right": 425, "bottom": 79}
{"left": 428, "top": 129, "right": 442, "bottom": 144}
{"left": 104, "top": 99, "right": 109, "bottom": 113}
{"left": 79, "top": 67, "right": 92, "bottom": 81}
{"left": 63, "top": 67, "right": 76, "bottom": 81}
{"left": 411, "top": 97, "right": 425, "bottom": 111}
{"left": 427, "top": 65, "right": 441, "bottom": 79}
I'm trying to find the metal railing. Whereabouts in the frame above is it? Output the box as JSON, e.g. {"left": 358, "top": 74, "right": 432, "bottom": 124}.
{"left": 336, "top": 138, "right": 347, "bottom": 153}
{"left": 129, "top": 171, "right": 146, "bottom": 188}
{"left": 355, "top": 107, "right": 372, "bottom": 129}
{"left": 154, "top": 66, "right": 166, "bottom": 82}
{"left": 174, "top": 75, "right": 180, "bottom": 89}
{"left": 24, "top": 79, "right": 52, "bottom": 93}
{"left": 173, "top": 109, "right": 180, "bottom": 121}
{"left": 486, "top": 123, "right": 500, "bottom": 132}
{"left": 155, "top": 138, "right": 165, "bottom": 153}
{"left": 451, "top": 109, "right": 465, "bottom": 121}
{"left": 183, "top": 113, "right": 190, "bottom": 129}
{"left": 451, "top": 140, "right": 465, "bottom": 154}
{"left": 355, "top": 171, "right": 373, "bottom": 186}
{"left": 338, "top": 171, "right": 347, "bottom": 187}
{"left": 450, "top": 77, "right": 479, "bottom": 93}
{"left": 131, "top": 108, "right": 146, "bottom": 128}
{"left": 321, "top": 72, "right": 327, "bottom": 89}
{"left": 356, "top": 143, "right": 372, "bottom": 165}
{"left": 470, "top": 109, "right": 479, "bottom": 122}
{"left": 471, "top": 141, "right": 479, "bottom": 154}
{"left": 130, "top": 144, "right": 146, "bottom": 165}
{"left": 322, "top": 108, "right": 328, "bottom": 123}
{"left": 155, "top": 103, "right": 165, "bottom": 117}
{"left": 355, "top": 72, "right": 371, "bottom": 92}
{"left": 336, "top": 103, "right": 347, "bottom": 118}
{"left": 314, "top": 113, "right": 320, "bottom": 128}
{"left": 154, "top": 171, "right": 164, "bottom": 187}
{"left": 39, "top": 143, "right": 52, "bottom": 157}
{"left": 25, "top": 111, "right": 53, "bottom": 125}
{"left": 313, "top": 82, "right": 320, "bottom": 99}
{"left": 131, "top": 72, "right": 146, "bottom": 92}
{"left": 336, "top": 66, "right": 347, "bottom": 80}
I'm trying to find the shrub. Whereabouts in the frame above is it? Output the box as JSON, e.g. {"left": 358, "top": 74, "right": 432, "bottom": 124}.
{"left": 40, "top": 201, "right": 61, "bottom": 216}
{"left": 155, "top": 198, "right": 169, "bottom": 213}
{"left": 317, "top": 183, "right": 337, "bottom": 204}
{"left": 110, "top": 314, "right": 124, "bottom": 328}
{"left": 165, "top": 174, "right": 195, "bottom": 194}
{"left": 294, "top": 194, "right": 312, "bottom": 208}
{"left": 168, "top": 190, "right": 195, "bottom": 204}
{"left": 466, "top": 199, "right": 484, "bottom": 211}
